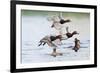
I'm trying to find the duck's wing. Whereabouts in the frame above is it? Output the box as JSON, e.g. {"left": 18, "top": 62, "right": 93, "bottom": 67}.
{"left": 66, "top": 27, "right": 69, "bottom": 33}
{"left": 58, "top": 12, "right": 63, "bottom": 19}
{"left": 47, "top": 16, "right": 54, "bottom": 21}
{"left": 43, "top": 39, "right": 57, "bottom": 47}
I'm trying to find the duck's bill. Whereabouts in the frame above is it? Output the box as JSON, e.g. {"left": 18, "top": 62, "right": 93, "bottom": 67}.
{"left": 66, "top": 19, "right": 71, "bottom": 22}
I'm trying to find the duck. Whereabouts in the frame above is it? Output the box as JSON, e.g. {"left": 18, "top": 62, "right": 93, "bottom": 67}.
{"left": 58, "top": 13, "right": 71, "bottom": 24}
{"left": 66, "top": 31, "right": 79, "bottom": 38}
{"left": 47, "top": 13, "right": 71, "bottom": 29}
{"left": 38, "top": 35, "right": 62, "bottom": 57}
{"left": 61, "top": 27, "right": 79, "bottom": 40}
{"left": 73, "top": 38, "right": 80, "bottom": 52}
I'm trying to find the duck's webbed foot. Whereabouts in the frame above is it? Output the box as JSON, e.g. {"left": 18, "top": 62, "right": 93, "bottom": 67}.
{"left": 43, "top": 42, "right": 46, "bottom": 46}
{"left": 73, "top": 47, "right": 79, "bottom": 52}
{"left": 38, "top": 41, "right": 44, "bottom": 46}
{"left": 51, "top": 48, "right": 63, "bottom": 57}
{"left": 38, "top": 43, "right": 42, "bottom": 46}
{"left": 51, "top": 52, "right": 63, "bottom": 57}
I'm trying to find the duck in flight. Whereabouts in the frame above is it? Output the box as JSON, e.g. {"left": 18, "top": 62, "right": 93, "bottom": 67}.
{"left": 38, "top": 35, "right": 62, "bottom": 57}
{"left": 61, "top": 27, "right": 79, "bottom": 40}
{"left": 51, "top": 12, "right": 71, "bottom": 28}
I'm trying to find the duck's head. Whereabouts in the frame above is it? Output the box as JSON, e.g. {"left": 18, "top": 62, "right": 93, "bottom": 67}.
{"left": 75, "top": 38, "right": 78, "bottom": 41}
{"left": 73, "top": 31, "right": 79, "bottom": 35}
{"left": 66, "top": 19, "right": 71, "bottom": 22}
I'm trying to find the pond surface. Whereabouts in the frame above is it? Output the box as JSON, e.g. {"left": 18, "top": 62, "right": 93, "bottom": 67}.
{"left": 21, "top": 10, "right": 90, "bottom": 63}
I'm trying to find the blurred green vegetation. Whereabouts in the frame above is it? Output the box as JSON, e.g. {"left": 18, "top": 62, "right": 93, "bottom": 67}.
{"left": 21, "top": 9, "right": 90, "bottom": 19}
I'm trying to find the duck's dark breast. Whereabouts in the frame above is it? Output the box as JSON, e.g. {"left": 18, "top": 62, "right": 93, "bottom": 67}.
{"left": 50, "top": 36, "right": 57, "bottom": 41}
{"left": 66, "top": 33, "right": 72, "bottom": 38}
{"left": 60, "top": 19, "right": 65, "bottom": 24}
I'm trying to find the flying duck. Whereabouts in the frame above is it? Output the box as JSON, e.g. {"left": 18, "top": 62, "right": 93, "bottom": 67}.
{"left": 61, "top": 27, "right": 79, "bottom": 40}
{"left": 47, "top": 13, "right": 71, "bottom": 30}
{"left": 38, "top": 35, "right": 62, "bottom": 57}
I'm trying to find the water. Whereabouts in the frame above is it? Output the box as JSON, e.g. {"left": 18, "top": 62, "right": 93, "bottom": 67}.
{"left": 21, "top": 10, "right": 90, "bottom": 64}
{"left": 21, "top": 39, "right": 90, "bottom": 63}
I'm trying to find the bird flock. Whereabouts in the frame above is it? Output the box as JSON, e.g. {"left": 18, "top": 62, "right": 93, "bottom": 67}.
{"left": 38, "top": 13, "right": 80, "bottom": 57}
